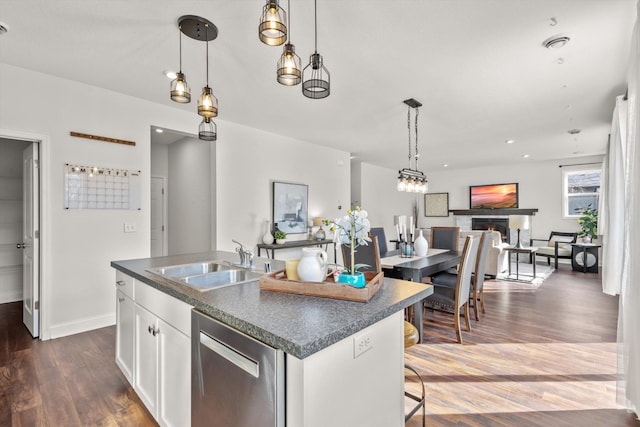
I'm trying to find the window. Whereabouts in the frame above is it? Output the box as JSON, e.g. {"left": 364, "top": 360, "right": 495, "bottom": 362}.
{"left": 563, "top": 168, "right": 601, "bottom": 218}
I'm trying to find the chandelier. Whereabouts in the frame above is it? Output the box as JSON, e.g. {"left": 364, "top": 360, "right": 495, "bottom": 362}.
{"left": 169, "top": 16, "right": 219, "bottom": 141}
{"left": 397, "top": 98, "right": 428, "bottom": 193}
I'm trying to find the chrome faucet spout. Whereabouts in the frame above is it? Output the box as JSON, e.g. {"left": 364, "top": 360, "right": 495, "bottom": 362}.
{"left": 232, "top": 240, "right": 254, "bottom": 268}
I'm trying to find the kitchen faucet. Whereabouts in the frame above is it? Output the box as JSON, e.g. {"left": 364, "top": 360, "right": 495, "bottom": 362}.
{"left": 232, "top": 240, "right": 254, "bottom": 268}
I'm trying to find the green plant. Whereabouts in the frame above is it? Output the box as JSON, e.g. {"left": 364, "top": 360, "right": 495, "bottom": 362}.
{"left": 274, "top": 229, "right": 287, "bottom": 240}
{"left": 577, "top": 205, "right": 598, "bottom": 239}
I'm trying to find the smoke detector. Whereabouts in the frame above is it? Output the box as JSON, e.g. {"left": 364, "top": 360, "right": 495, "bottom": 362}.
{"left": 0, "top": 22, "right": 9, "bottom": 35}
{"left": 543, "top": 34, "right": 570, "bottom": 49}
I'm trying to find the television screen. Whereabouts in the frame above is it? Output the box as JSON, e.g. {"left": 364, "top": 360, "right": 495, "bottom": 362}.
{"left": 470, "top": 183, "right": 518, "bottom": 209}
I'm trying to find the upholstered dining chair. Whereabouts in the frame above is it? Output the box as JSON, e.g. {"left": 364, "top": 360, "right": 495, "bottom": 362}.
{"left": 340, "top": 234, "right": 381, "bottom": 273}
{"left": 423, "top": 235, "right": 479, "bottom": 343}
{"left": 369, "top": 227, "right": 388, "bottom": 256}
{"left": 430, "top": 226, "right": 460, "bottom": 251}
{"left": 530, "top": 231, "right": 578, "bottom": 269}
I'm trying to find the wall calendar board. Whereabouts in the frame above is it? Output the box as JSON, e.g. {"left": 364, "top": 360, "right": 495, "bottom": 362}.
{"left": 64, "top": 164, "right": 141, "bottom": 210}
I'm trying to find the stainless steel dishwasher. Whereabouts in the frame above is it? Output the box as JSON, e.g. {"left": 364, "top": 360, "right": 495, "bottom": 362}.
{"left": 192, "top": 309, "right": 285, "bottom": 427}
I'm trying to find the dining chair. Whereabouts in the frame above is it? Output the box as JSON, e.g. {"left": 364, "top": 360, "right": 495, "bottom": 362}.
{"left": 369, "top": 227, "right": 388, "bottom": 255}
{"left": 340, "top": 234, "right": 381, "bottom": 273}
{"left": 430, "top": 226, "right": 460, "bottom": 251}
{"left": 427, "top": 231, "right": 491, "bottom": 321}
{"left": 423, "top": 234, "right": 479, "bottom": 343}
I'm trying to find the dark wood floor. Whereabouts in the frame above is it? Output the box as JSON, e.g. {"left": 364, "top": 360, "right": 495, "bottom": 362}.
{"left": 1, "top": 265, "right": 638, "bottom": 426}
{"left": 406, "top": 265, "right": 640, "bottom": 427}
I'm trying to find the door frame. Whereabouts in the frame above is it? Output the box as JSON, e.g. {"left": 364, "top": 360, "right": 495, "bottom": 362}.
{"left": 0, "top": 128, "right": 51, "bottom": 340}
{"left": 150, "top": 175, "right": 168, "bottom": 256}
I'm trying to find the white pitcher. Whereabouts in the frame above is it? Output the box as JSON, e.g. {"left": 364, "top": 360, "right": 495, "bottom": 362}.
{"left": 297, "top": 247, "right": 328, "bottom": 282}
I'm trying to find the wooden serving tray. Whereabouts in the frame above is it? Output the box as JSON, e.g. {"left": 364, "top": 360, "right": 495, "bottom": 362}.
{"left": 259, "top": 270, "right": 384, "bottom": 302}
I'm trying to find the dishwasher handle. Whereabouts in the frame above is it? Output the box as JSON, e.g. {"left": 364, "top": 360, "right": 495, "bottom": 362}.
{"left": 199, "top": 331, "right": 259, "bottom": 378}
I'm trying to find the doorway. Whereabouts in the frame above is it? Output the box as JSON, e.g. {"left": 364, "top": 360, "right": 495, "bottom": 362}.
{"left": 0, "top": 136, "right": 41, "bottom": 337}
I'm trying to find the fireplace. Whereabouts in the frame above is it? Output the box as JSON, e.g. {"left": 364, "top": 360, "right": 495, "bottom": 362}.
{"left": 472, "top": 217, "right": 509, "bottom": 243}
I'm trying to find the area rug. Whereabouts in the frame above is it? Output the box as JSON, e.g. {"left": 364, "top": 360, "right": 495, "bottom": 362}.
{"left": 485, "top": 262, "right": 555, "bottom": 292}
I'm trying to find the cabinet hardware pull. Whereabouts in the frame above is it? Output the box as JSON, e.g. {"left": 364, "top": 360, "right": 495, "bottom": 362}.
{"left": 118, "top": 297, "right": 125, "bottom": 302}
{"left": 152, "top": 327, "right": 159, "bottom": 336}
{"left": 148, "top": 325, "right": 153, "bottom": 334}
{"left": 116, "top": 280, "right": 126, "bottom": 286}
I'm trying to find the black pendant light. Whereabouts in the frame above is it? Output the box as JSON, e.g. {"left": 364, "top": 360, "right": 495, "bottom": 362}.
{"left": 397, "top": 99, "right": 428, "bottom": 193}
{"left": 277, "top": 0, "right": 302, "bottom": 86}
{"left": 302, "top": 0, "right": 330, "bottom": 99}
{"left": 259, "top": 0, "right": 287, "bottom": 46}
{"left": 199, "top": 117, "right": 217, "bottom": 141}
{"left": 170, "top": 26, "right": 191, "bottom": 103}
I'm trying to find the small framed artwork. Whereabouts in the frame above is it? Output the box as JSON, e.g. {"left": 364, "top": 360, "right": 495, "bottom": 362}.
{"left": 424, "top": 192, "right": 449, "bottom": 217}
{"left": 273, "top": 181, "right": 308, "bottom": 234}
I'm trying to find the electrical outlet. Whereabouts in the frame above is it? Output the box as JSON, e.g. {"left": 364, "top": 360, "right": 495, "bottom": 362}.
{"left": 353, "top": 332, "right": 373, "bottom": 359}
{"left": 123, "top": 222, "right": 136, "bottom": 233}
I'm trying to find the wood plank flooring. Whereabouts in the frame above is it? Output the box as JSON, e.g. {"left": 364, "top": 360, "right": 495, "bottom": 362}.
{"left": 406, "top": 264, "right": 640, "bottom": 427}
{"left": 1, "top": 264, "right": 638, "bottom": 426}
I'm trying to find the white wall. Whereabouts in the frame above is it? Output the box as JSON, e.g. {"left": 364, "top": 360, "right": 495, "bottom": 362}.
{"left": 0, "top": 63, "right": 350, "bottom": 338}
{"left": 167, "top": 136, "right": 212, "bottom": 255}
{"left": 150, "top": 143, "right": 168, "bottom": 177}
{"left": 357, "top": 155, "right": 604, "bottom": 247}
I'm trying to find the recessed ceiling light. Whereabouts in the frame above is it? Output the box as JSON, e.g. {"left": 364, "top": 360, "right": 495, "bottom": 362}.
{"left": 163, "top": 70, "right": 177, "bottom": 79}
{"left": 549, "top": 17, "right": 557, "bottom": 27}
{"left": 522, "top": 154, "right": 530, "bottom": 158}
{"left": 543, "top": 34, "right": 571, "bottom": 49}
{"left": 155, "top": 128, "right": 164, "bottom": 133}
{"left": 505, "top": 139, "right": 515, "bottom": 144}
{"left": 442, "top": 164, "right": 448, "bottom": 168}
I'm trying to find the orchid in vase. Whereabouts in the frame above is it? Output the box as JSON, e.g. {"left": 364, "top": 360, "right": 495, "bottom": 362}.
{"left": 326, "top": 206, "right": 371, "bottom": 288}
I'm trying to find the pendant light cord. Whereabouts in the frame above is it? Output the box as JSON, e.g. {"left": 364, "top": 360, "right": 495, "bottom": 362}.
{"left": 205, "top": 24, "right": 210, "bottom": 86}
{"left": 407, "top": 106, "right": 412, "bottom": 167}
{"left": 414, "top": 107, "right": 420, "bottom": 170}
{"left": 287, "top": 0, "right": 292, "bottom": 42}
{"left": 178, "top": 27, "right": 183, "bottom": 72}
{"left": 314, "top": 0, "right": 318, "bottom": 52}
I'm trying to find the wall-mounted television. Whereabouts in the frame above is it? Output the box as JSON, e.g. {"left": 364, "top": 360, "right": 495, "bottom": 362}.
{"left": 469, "top": 183, "right": 519, "bottom": 209}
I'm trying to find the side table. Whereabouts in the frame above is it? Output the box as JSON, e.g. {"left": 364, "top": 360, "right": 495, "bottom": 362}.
{"left": 571, "top": 244, "right": 601, "bottom": 273}
{"left": 505, "top": 246, "right": 538, "bottom": 282}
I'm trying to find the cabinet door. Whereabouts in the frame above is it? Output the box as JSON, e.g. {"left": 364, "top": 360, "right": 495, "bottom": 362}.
{"left": 135, "top": 304, "right": 159, "bottom": 417}
{"left": 158, "top": 319, "right": 191, "bottom": 427}
{"left": 115, "top": 290, "right": 135, "bottom": 384}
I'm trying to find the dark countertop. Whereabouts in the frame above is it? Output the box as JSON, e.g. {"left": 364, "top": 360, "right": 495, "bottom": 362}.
{"left": 111, "top": 251, "right": 432, "bottom": 359}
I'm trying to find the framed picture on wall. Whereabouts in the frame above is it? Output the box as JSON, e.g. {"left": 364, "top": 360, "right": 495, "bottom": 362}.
{"left": 273, "top": 181, "right": 308, "bottom": 234}
{"left": 424, "top": 192, "right": 449, "bottom": 217}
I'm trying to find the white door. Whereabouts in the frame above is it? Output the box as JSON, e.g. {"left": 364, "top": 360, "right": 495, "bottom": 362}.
{"left": 150, "top": 176, "right": 166, "bottom": 257}
{"left": 22, "top": 143, "right": 39, "bottom": 337}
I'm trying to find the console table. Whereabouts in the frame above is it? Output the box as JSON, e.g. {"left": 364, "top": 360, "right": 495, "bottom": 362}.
{"left": 257, "top": 239, "right": 337, "bottom": 261}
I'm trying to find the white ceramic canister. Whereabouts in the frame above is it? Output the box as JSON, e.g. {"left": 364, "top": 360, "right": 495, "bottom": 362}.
{"left": 297, "top": 247, "right": 328, "bottom": 282}
{"left": 414, "top": 229, "right": 429, "bottom": 257}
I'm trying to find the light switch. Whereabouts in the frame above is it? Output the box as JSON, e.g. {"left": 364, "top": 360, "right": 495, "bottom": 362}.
{"left": 124, "top": 222, "right": 136, "bottom": 233}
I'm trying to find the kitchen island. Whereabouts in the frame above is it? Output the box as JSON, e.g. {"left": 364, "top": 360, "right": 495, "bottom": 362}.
{"left": 111, "top": 251, "right": 432, "bottom": 427}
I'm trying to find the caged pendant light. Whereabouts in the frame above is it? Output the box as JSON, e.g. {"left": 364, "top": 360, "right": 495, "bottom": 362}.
{"left": 397, "top": 99, "right": 428, "bottom": 194}
{"left": 170, "top": 16, "right": 219, "bottom": 141}
{"left": 259, "top": 0, "right": 287, "bottom": 46}
{"left": 170, "top": 28, "right": 191, "bottom": 103}
{"left": 302, "top": 0, "right": 330, "bottom": 99}
{"left": 277, "top": 0, "right": 302, "bottom": 86}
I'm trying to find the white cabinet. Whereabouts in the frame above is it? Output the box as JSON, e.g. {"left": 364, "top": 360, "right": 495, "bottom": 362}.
{"left": 114, "top": 270, "right": 192, "bottom": 427}
{"left": 115, "top": 289, "right": 135, "bottom": 383}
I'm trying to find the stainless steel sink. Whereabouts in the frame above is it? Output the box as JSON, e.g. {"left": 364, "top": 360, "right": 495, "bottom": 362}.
{"left": 146, "top": 261, "right": 262, "bottom": 292}
{"left": 148, "top": 261, "right": 232, "bottom": 278}
{"left": 182, "top": 270, "right": 263, "bottom": 290}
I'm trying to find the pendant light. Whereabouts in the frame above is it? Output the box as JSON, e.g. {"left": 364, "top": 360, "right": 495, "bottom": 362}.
{"left": 197, "top": 24, "right": 218, "bottom": 119}
{"left": 170, "top": 27, "right": 191, "bottom": 103}
{"left": 259, "top": 0, "right": 287, "bottom": 46}
{"left": 277, "top": 0, "right": 302, "bottom": 86}
{"left": 302, "top": 0, "right": 330, "bottom": 99}
{"left": 199, "top": 117, "right": 217, "bottom": 141}
{"left": 397, "top": 99, "right": 428, "bottom": 194}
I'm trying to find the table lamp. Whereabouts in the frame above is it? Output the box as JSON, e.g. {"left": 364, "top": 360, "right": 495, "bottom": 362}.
{"left": 509, "top": 215, "right": 530, "bottom": 248}
{"left": 313, "top": 217, "right": 325, "bottom": 240}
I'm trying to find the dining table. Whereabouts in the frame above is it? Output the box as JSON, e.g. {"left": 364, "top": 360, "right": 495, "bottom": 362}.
{"left": 380, "top": 248, "right": 462, "bottom": 343}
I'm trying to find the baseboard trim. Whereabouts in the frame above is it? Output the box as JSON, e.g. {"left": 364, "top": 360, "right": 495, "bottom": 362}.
{"left": 49, "top": 312, "right": 116, "bottom": 339}
{"left": 0, "top": 289, "right": 22, "bottom": 304}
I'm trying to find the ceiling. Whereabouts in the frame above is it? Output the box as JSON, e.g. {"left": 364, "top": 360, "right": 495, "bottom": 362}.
{"left": 0, "top": 0, "right": 635, "bottom": 171}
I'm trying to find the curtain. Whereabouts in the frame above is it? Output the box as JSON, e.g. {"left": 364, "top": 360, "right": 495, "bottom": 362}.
{"left": 617, "top": 0, "right": 640, "bottom": 413}
{"left": 601, "top": 97, "right": 627, "bottom": 296}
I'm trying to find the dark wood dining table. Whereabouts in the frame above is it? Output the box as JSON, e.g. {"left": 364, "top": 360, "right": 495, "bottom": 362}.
{"left": 380, "top": 249, "right": 462, "bottom": 343}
